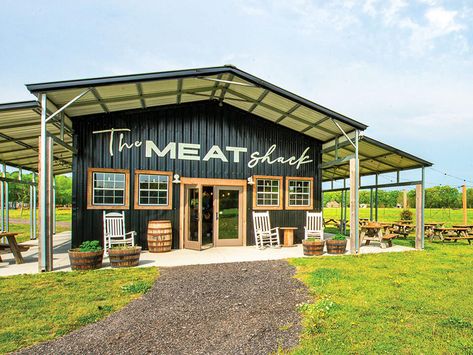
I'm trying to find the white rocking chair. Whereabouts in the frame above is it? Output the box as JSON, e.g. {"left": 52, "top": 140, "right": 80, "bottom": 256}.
{"left": 103, "top": 211, "right": 136, "bottom": 254}
{"left": 252, "top": 211, "right": 280, "bottom": 249}
{"left": 304, "top": 212, "right": 324, "bottom": 240}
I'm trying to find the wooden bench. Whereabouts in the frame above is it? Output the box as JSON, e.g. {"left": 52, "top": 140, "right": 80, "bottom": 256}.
{"left": 0, "top": 232, "right": 24, "bottom": 264}
{"left": 382, "top": 234, "right": 397, "bottom": 248}
{"left": 443, "top": 235, "right": 473, "bottom": 244}
{"left": 0, "top": 243, "right": 32, "bottom": 252}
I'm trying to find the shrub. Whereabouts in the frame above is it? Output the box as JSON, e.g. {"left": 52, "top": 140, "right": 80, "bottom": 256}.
{"left": 400, "top": 209, "right": 413, "bottom": 221}
{"left": 79, "top": 240, "right": 102, "bottom": 252}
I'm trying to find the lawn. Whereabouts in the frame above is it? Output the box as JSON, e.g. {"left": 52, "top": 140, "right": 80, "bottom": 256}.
{"left": 0, "top": 267, "right": 158, "bottom": 354}
{"left": 323, "top": 207, "right": 473, "bottom": 227}
{"left": 289, "top": 241, "right": 473, "bottom": 354}
{"left": 6, "top": 208, "right": 71, "bottom": 243}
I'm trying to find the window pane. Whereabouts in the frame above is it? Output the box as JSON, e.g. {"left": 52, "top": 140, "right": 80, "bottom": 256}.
{"left": 288, "top": 179, "right": 311, "bottom": 207}
{"left": 256, "top": 178, "right": 280, "bottom": 206}
{"left": 137, "top": 173, "right": 169, "bottom": 206}
{"left": 92, "top": 171, "right": 126, "bottom": 206}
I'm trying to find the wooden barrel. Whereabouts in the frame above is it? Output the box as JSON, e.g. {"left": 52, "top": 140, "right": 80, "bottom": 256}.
{"left": 148, "top": 220, "right": 172, "bottom": 253}
{"left": 326, "top": 240, "right": 347, "bottom": 255}
{"left": 68, "top": 250, "right": 103, "bottom": 270}
{"left": 109, "top": 246, "right": 142, "bottom": 268}
{"left": 303, "top": 240, "right": 325, "bottom": 256}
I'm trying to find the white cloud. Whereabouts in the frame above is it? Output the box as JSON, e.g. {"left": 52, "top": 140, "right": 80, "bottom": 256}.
{"left": 363, "top": 0, "right": 378, "bottom": 16}
{"left": 399, "top": 6, "right": 465, "bottom": 55}
{"left": 381, "top": 0, "right": 408, "bottom": 25}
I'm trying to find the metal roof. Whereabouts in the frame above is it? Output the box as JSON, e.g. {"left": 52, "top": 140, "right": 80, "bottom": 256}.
{"left": 0, "top": 101, "right": 72, "bottom": 174}
{"left": 26, "top": 65, "right": 367, "bottom": 143}
{"left": 322, "top": 134, "right": 432, "bottom": 181}
{"left": 0, "top": 65, "right": 431, "bottom": 178}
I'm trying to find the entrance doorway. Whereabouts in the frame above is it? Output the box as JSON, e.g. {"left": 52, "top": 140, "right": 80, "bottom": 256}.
{"left": 182, "top": 179, "right": 246, "bottom": 250}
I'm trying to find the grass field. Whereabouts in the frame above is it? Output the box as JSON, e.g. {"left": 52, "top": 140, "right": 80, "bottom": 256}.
{"left": 289, "top": 241, "right": 473, "bottom": 354}
{"left": 0, "top": 267, "right": 158, "bottom": 354}
{"left": 6, "top": 208, "right": 71, "bottom": 243}
{"left": 324, "top": 207, "right": 473, "bottom": 227}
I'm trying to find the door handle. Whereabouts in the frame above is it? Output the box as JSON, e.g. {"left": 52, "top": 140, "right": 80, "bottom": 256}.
{"left": 216, "top": 212, "right": 219, "bottom": 221}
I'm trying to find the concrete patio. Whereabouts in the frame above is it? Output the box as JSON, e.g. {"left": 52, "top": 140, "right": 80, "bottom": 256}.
{"left": 0, "top": 231, "right": 416, "bottom": 277}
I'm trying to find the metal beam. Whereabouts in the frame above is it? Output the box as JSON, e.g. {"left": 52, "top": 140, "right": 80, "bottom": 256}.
{"left": 321, "top": 155, "right": 355, "bottom": 169}
{"left": 218, "top": 74, "right": 234, "bottom": 105}
{"left": 300, "top": 116, "right": 330, "bottom": 133}
{"left": 46, "top": 88, "right": 91, "bottom": 122}
{"left": 176, "top": 79, "right": 183, "bottom": 104}
{"left": 323, "top": 180, "right": 423, "bottom": 192}
{"left": 91, "top": 87, "right": 109, "bottom": 113}
{"left": 136, "top": 83, "right": 146, "bottom": 109}
{"left": 46, "top": 132, "right": 77, "bottom": 154}
{"left": 248, "top": 90, "right": 269, "bottom": 113}
{"left": 275, "top": 104, "right": 300, "bottom": 123}
{"left": 64, "top": 86, "right": 216, "bottom": 109}
{"left": 225, "top": 88, "right": 340, "bottom": 137}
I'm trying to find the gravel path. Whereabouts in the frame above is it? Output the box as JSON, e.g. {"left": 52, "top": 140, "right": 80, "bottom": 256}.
{"left": 18, "top": 260, "right": 308, "bottom": 355}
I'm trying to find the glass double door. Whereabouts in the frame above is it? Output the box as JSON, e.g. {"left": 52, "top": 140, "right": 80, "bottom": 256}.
{"left": 184, "top": 185, "right": 242, "bottom": 250}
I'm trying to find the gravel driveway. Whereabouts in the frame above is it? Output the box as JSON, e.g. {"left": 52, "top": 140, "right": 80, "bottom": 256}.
{"left": 18, "top": 260, "right": 308, "bottom": 355}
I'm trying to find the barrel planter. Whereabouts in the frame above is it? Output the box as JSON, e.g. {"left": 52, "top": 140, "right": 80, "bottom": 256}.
{"left": 68, "top": 249, "right": 103, "bottom": 270}
{"left": 108, "top": 246, "right": 142, "bottom": 268}
{"left": 302, "top": 239, "right": 325, "bottom": 256}
{"left": 148, "top": 220, "right": 172, "bottom": 253}
{"left": 326, "top": 239, "right": 347, "bottom": 255}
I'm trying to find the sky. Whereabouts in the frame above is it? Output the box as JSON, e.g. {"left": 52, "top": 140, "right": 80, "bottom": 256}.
{"left": 0, "top": 0, "right": 472, "bottom": 188}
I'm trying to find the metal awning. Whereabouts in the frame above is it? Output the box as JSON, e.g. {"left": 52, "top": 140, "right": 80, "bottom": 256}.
{"left": 322, "top": 134, "right": 432, "bottom": 181}
{"left": 0, "top": 101, "right": 72, "bottom": 174}
{"left": 26, "top": 65, "right": 367, "bottom": 143}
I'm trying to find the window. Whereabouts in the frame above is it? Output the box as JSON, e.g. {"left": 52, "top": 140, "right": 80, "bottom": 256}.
{"left": 134, "top": 170, "right": 173, "bottom": 210}
{"left": 285, "top": 177, "right": 314, "bottom": 210}
{"left": 252, "top": 175, "right": 283, "bottom": 210}
{"left": 87, "top": 168, "right": 130, "bottom": 209}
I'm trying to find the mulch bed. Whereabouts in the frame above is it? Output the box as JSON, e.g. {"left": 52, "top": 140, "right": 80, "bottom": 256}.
{"left": 17, "top": 260, "right": 308, "bottom": 355}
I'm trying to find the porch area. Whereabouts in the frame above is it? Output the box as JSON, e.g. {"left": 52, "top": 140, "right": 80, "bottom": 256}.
{"left": 0, "top": 231, "right": 415, "bottom": 277}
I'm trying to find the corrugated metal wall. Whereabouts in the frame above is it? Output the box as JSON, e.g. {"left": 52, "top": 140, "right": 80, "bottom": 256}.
{"left": 72, "top": 101, "right": 322, "bottom": 248}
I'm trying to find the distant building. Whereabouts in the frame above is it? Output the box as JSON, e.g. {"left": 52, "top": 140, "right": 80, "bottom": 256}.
{"left": 326, "top": 201, "right": 340, "bottom": 208}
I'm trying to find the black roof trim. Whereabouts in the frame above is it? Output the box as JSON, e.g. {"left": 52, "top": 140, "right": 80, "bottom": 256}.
{"left": 26, "top": 65, "right": 368, "bottom": 130}
{"left": 0, "top": 100, "right": 39, "bottom": 112}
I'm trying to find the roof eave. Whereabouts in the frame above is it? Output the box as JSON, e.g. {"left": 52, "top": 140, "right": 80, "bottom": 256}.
{"left": 26, "top": 65, "right": 368, "bottom": 131}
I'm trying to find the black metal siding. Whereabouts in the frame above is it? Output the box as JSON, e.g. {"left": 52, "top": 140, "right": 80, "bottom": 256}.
{"left": 72, "top": 101, "right": 322, "bottom": 248}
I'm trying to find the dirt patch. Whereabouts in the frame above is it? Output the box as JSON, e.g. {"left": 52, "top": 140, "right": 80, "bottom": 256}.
{"left": 18, "top": 260, "right": 308, "bottom": 354}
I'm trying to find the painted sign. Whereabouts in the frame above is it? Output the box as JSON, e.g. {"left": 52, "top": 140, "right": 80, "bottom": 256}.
{"left": 93, "top": 128, "right": 313, "bottom": 169}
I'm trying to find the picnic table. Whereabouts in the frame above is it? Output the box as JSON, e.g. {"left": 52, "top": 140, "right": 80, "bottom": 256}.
{"left": 431, "top": 227, "right": 470, "bottom": 243}
{"left": 452, "top": 224, "right": 473, "bottom": 232}
{"left": 360, "top": 223, "right": 395, "bottom": 248}
{"left": 424, "top": 222, "right": 445, "bottom": 238}
{"left": 323, "top": 218, "right": 340, "bottom": 228}
{"left": 0, "top": 232, "right": 24, "bottom": 264}
{"left": 391, "top": 223, "right": 415, "bottom": 238}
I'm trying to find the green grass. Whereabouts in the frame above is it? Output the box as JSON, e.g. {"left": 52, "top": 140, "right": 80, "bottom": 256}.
{"left": 6, "top": 208, "right": 71, "bottom": 243}
{"left": 0, "top": 267, "right": 158, "bottom": 354}
{"left": 324, "top": 207, "right": 473, "bottom": 227}
{"left": 289, "top": 242, "right": 473, "bottom": 354}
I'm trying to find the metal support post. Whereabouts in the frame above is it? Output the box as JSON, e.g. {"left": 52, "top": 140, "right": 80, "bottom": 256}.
{"left": 375, "top": 174, "right": 379, "bottom": 221}
{"left": 32, "top": 173, "right": 37, "bottom": 240}
{"left": 370, "top": 188, "right": 373, "bottom": 221}
{"left": 354, "top": 130, "right": 360, "bottom": 253}
{"left": 4, "top": 163, "right": 8, "bottom": 232}
{"left": 39, "top": 93, "right": 50, "bottom": 271}
{"left": 53, "top": 176, "right": 56, "bottom": 235}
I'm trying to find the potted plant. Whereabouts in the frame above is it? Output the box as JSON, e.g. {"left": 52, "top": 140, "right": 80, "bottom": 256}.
{"left": 326, "top": 234, "right": 347, "bottom": 254}
{"left": 108, "top": 245, "right": 142, "bottom": 268}
{"left": 302, "top": 237, "right": 325, "bottom": 256}
{"left": 68, "top": 240, "right": 103, "bottom": 271}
